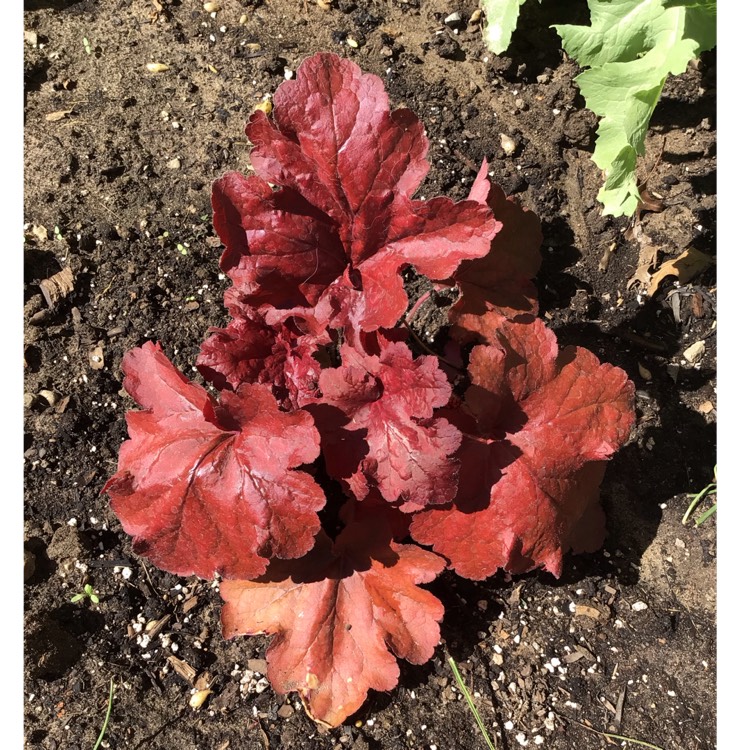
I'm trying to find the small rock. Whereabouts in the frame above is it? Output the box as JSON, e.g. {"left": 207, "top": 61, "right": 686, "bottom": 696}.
{"left": 683, "top": 340, "right": 705, "bottom": 363}
{"left": 515, "top": 97, "right": 528, "bottom": 110}
{"left": 500, "top": 133, "right": 517, "bottom": 156}
{"left": 24, "top": 393, "right": 37, "bottom": 409}
{"left": 631, "top": 601, "right": 648, "bottom": 612}
{"left": 89, "top": 344, "right": 105, "bottom": 370}
{"left": 444, "top": 12, "right": 464, "bottom": 30}
{"left": 536, "top": 72, "right": 551, "bottom": 84}
{"left": 30, "top": 309, "right": 53, "bottom": 327}
{"left": 697, "top": 400, "right": 714, "bottom": 414}
{"left": 247, "top": 658, "right": 268, "bottom": 675}
{"left": 47, "top": 525, "right": 86, "bottom": 565}
{"left": 38, "top": 390, "right": 59, "bottom": 407}
{"left": 278, "top": 704, "right": 294, "bottom": 719}
{"left": 167, "top": 158, "right": 181, "bottom": 170}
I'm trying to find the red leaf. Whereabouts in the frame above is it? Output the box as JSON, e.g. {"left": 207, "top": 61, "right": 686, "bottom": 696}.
{"left": 246, "top": 53, "right": 430, "bottom": 225}
{"left": 212, "top": 53, "right": 500, "bottom": 334}
{"left": 450, "top": 184, "right": 543, "bottom": 318}
{"left": 212, "top": 173, "right": 345, "bottom": 311}
{"left": 410, "top": 315, "right": 634, "bottom": 579}
{"left": 315, "top": 339, "right": 462, "bottom": 509}
{"left": 103, "top": 343, "right": 326, "bottom": 580}
{"left": 221, "top": 523, "right": 445, "bottom": 727}
{"left": 197, "top": 310, "right": 326, "bottom": 409}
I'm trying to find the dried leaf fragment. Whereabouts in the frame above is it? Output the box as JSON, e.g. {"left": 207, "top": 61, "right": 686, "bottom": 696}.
{"left": 574, "top": 603, "right": 609, "bottom": 620}
{"left": 647, "top": 247, "right": 714, "bottom": 296}
{"left": 46, "top": 110, "right": 73, "bottom": 122}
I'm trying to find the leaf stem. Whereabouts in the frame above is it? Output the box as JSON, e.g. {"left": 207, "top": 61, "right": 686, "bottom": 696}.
{"left": 404, "top": 290, "right": 433, "bottom": 325}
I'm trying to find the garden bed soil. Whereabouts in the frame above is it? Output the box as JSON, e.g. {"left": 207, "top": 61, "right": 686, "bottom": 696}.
{"left": 23, "top": 1, "right": 716, "bottom": 748}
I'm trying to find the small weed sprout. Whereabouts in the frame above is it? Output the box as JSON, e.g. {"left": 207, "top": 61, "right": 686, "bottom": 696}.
{"left": 71, "top": 583, "right": 100, "bottom": 605}
{"left": 682, "top": 466, "right": 717, "bottom": 526}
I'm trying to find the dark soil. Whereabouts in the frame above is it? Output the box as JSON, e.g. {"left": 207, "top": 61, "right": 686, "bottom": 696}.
{"left": 24, "top": 1, "right": 716, "bottom": 749}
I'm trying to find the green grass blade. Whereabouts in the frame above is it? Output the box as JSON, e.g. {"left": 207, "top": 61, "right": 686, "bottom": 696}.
{"left": 571, "top": 718, "right": 665, "bottom": 750}
{"left": 682, "top": 480, "right": 717, "bottom": 525}
{"left": 694, "top": 502, "right": 717, "bottom": 526}
{"left": 447, "top": 656, "right": 497, "bottom": 750}
{"left": 93, "top": 678, "right": 115, "bottom": 750}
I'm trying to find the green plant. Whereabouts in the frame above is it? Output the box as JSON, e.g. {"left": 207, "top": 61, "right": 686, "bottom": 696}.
{"left": 682, "top": 466, "right": 717, "bottom": 526}
{"left": 480, "top": 0, "right": 716, "bottom": 216}
{"left": 447, "top": 656, "right": 497, "bottom": 750}
{"left": 71, "top": 583, "right": 100, "bottom": 605}
{"left": 93, "top": 678, "right": 115, "bottom": 750}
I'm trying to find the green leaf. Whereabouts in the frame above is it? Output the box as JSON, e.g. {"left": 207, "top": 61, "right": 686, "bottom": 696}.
{"left": 481, "top": 0, "right": 528, "bottom": 54}
{"left": 554, "top": 0, "right": 716, "bottom": 216}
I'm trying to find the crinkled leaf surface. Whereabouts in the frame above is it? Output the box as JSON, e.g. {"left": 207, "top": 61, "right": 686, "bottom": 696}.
{"left": 410, "top": 313, "right": 635, "bottom": 579}
{"left": 221, "top": 523, "right": 445, "bottom": 727}
{"left": 212, "top": 52, "right": 499, "bottom": 334}
{"left": 554, "top": 0, "right": 716, "bottom": 216}
{"left": 315, "top": 339, "right": 462, "bottom": 510}
{"left": 104, "top": 343, "right": 326, "bottom": 580}
{"left": 197, "top": 310, "right": 326, "bottom": 409}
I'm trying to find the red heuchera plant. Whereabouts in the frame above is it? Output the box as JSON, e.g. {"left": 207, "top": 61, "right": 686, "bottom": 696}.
{"left": 104, "top": 53, "right": 635, "bottom": 728}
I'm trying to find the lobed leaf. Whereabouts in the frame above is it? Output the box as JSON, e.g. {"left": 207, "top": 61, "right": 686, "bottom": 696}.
{"left": 104, "top": 343, "right": 326, "bottom": 580}
{"left": 410, "top": 313, "right": 635, "bottom": 579}
{"left": 314, "top": 338, "right": 462, "bottom": 511}
{"left": 221, "top": 522, "right": 445, "bottom": 727}
{"left": 450, "top": 181, "right": 542, "bottom": 319}
{"left": 212, "top": 52, "right": 500, "bottom": 336}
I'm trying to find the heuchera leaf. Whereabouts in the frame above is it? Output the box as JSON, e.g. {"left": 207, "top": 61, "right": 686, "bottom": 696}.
{"left": 197, "top": 309, "right": 327, "bottom": 409}
{"left": 212, "top": 52, "right": 500, "bottom": 335}
{"left": 221, "top": 521, "right": 445, "bottom": 728}
{"left": 450, "top": 180, "right": 542, "bottom": 319}
{"left": 103, "top": 342, "right": 326, "bottom": 580}
{"left": 410, "top": 312, "right": 635, "bottom": 579}
{"left": 314, "top": 338, "right": 462, "bottom": 511}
